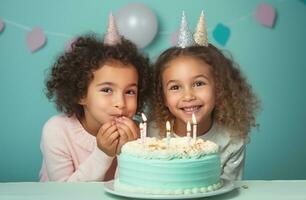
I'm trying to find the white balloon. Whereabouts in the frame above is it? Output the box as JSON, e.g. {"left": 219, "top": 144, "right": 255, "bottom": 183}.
{"left": 115, "top": 3, "right": 158, "bottom": 48}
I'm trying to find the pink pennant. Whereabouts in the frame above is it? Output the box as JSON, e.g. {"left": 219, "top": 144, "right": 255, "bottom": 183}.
{"left": 0, "top": 18, "right": 4, "bottom": 32}
{"left": 26, "top": 27, "right": 46, "bottom": 52}
{"left": 65, "top": 38, "right": 76, "bottom": 52}
{"left": 255, "top": 3, "right": 276, "bottom": 28}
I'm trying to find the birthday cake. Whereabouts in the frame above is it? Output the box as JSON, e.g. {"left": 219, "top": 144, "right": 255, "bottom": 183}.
{"left": 114, "top": 137, "right": 222, "bottom": 195}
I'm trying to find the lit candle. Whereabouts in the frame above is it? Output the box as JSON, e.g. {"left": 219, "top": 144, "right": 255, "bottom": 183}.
{"left": 187, "top": 121, "right": 191, "bottom": 138}
{"left": 141, "top": 113, "right": 147, "bottom": 138}
{"left": 166, "top": 121, "right": 171, "bottom": 146}
{"left": 139, "top": 122, "right": 144, "bottom": 144}
{"left": 192, "top": 113, "right": 197, "bottom": 140}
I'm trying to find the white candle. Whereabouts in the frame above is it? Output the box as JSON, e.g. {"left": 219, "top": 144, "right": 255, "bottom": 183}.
{"left": 141, "top": 113, "right": 147, "bottom": 138}
{"left": 192, "top": 113, "right": 197, "bottom": 140}
{"left": 187, "top": 121, "right": 191, "bottom": 138}
{"left": 166, "top": 121, "right": 171, "bottom": 146}
{"left": 139, "top": 122, "right": 144, "bottom": 144}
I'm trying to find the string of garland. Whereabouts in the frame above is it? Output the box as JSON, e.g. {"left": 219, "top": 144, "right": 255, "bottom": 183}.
{"left": 0, "top": 0, "right": 299, "bottom": 53}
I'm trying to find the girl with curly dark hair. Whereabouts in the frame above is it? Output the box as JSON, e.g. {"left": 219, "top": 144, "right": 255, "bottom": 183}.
{"left": 149, "top": 12, "right": 260, "bottom": 181}
{"left": 39, "top": 28, "right": 151, "bottom": 181}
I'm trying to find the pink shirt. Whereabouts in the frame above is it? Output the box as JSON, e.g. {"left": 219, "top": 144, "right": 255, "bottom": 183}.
{"left": 39, "top": 114, "right": 113, "bottom": 182}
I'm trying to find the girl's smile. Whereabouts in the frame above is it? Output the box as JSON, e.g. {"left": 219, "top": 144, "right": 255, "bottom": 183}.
{"left": 179, "top": 105, "right": 203, "bottom": 115}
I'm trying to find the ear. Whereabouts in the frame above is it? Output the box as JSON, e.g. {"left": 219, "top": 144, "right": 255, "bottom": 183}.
{"left": 78, "top": 97, "right": 87, "bottom": 105}
{"left": 163, "top": 95, "right": 169, "bottom": 108}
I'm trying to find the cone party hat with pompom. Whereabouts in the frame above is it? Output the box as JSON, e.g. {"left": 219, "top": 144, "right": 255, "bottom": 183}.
{"left": 104, "top": 12, "right": 121, "bottom": 45}
{"left": 194, "top": 10, "right": 208, "bottom": 46}
{"left": 177, "top": 11, "right": 195, "bottom": 48}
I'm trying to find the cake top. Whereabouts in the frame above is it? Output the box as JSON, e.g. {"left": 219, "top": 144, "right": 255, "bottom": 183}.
{"left": 120, "top": 137, "right": 219, "bottom": 159}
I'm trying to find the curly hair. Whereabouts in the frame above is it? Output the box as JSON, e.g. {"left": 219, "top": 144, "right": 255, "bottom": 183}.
{"left": 151, "top": 44, "right": 260, "bottom": 139}
{"left": 45, "top": 34, "right": 151, "bottom": 119}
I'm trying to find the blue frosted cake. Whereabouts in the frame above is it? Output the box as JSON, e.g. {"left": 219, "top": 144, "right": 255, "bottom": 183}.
{"left": 114, "top": 137, "right": 222, "bottom": 195}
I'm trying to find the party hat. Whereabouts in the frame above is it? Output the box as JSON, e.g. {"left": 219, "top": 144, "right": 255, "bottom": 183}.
{"left": 104, "top": 12, "right": 121, "bottom": 45}
{"left": 177, "top": 11, "right": 195, "bottom": 48}
{"left": 194, "top": 10, "right": 208, "bottom": 46}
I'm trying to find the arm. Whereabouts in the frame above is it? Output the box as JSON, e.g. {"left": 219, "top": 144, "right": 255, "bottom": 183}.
{"left": 221, "top": 142, "right": 246, "bottom": 181}
{"left": 41, "top": 117, "right": 113, "bottom": 182}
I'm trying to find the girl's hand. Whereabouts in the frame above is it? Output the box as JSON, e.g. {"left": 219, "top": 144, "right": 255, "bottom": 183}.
{"left": 115, "top": 117, "right": 139, "bottom": 154}
{"left": 96, "top": 121, "right": 119, "bottom": 157}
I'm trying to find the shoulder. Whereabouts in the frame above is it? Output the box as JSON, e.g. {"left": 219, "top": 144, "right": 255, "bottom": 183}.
{"left": 44, "top": 114, "right": 68, "bottom": 125}
{"left": 43, "top": 114, "right": 70, "bottom": 132}
{"left": 42, "top": 114, "right": 78, "bottom": 141}
{"left": 207, "top": 123, "right": 246, "bottom": 152}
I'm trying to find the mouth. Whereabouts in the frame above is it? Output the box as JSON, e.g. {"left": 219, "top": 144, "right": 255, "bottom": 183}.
{"left": 110, "top": 114, "right": 124, "bottom": 119}
{"left": 180, "top": 105, "right": 202, "bottom": 114}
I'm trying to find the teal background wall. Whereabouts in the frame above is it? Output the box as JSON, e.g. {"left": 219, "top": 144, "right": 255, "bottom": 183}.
{"left": 0, "top": 0, "right": 305, "bottom": 181}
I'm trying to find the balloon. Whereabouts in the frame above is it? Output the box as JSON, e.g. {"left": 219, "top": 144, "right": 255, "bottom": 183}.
{"left": 170, "top": 29, "right": 179, "bottom": 46}
{"left": 115, "top": 3, "right": 158, "bottom": 48}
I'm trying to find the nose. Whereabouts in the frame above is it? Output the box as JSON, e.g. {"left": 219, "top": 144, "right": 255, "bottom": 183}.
{"left": 182, "top": 88, "right": 196, "bottom": 102}
{"left": 114, "top": 93, "right": 126, "bottom": 110}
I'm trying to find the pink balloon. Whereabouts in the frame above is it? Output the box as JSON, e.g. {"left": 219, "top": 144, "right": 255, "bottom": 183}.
{"left": 170, "top": 29, "right": 179, "bottom": 46}
{"left": 26, "top": 27, "right": 46, "bottom": 52}
{"left": 255, "top": 3, "right": 276, "bottom": 28}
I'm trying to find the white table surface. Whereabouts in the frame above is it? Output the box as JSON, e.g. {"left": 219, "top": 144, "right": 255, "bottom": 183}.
{"left": 0, "top": 180, "right": 305, "bottom": 200}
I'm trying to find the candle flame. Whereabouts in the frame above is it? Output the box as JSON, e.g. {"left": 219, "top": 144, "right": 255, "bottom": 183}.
{"left": 187, "top": 121, "right": 191, "bottom": 131}
{"left": 192, "top": 113, "right": 197, "bottom": 124}
{"left": 141, "top": 113, "right": 147, "bottom": 121}
{"left": 166, "top": 121, "right": 171, "bottom": 131}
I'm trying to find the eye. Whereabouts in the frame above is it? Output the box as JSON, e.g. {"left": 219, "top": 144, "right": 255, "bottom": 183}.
{"left": 126, "top": 89, "right": 137, "bottom": 96}
{"left": 100, "top": 87, "right": 112, "bottom": 94}
{"left": 193, "top": 81, "right": 205, "bottom": 87}
{"left": 169, "top": 85, "right": 180, "bottom": 91}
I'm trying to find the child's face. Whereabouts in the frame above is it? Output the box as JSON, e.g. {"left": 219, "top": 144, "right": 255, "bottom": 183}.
{"left": 80, "top": 61, "right": 138, "bottom": 132}
{"left": 162, "top": 56, "right": 216, "bottom": 127}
